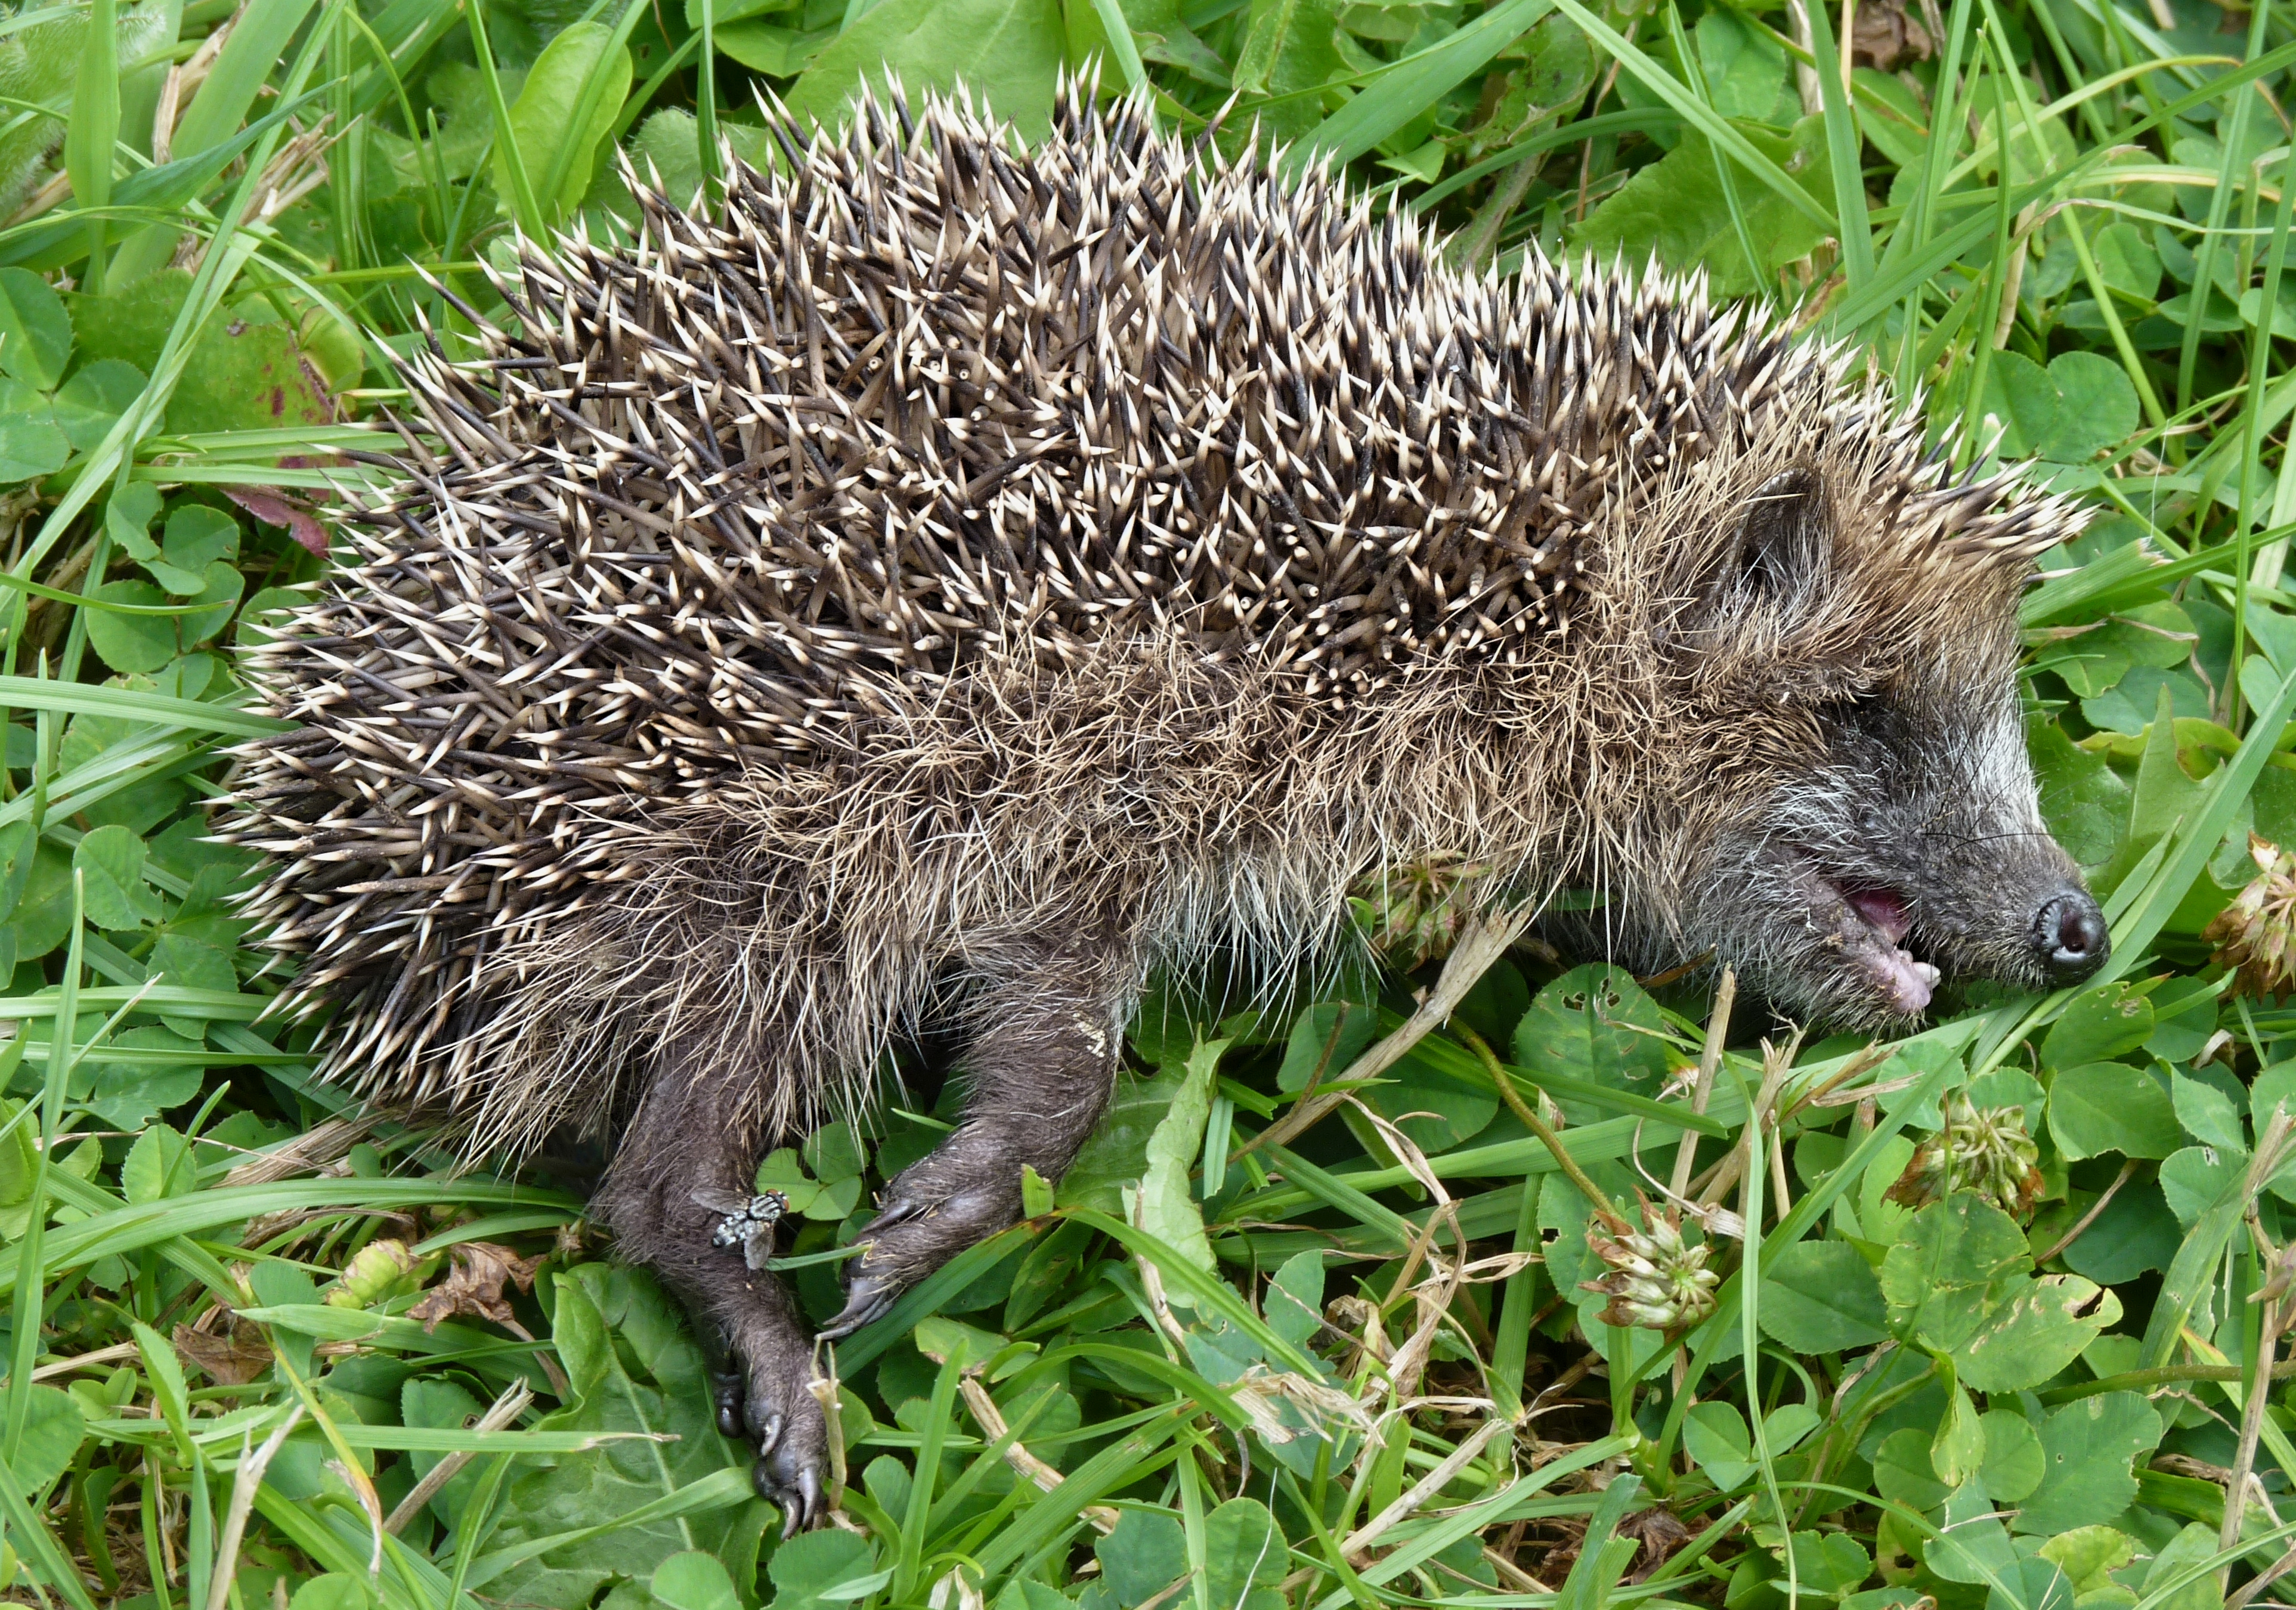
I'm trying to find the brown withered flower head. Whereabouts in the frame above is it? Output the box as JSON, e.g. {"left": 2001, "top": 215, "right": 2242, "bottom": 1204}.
{"left": 1582, "top": 1200, "right": 1720, "bottom": 1330}
{"left": 1886, "top": 1092, "right": 2043, "bottom": 1220}
{"left": 1851, "top": 0, "right": 1933, "bottom": 69}
{"left": 2207, "top": 834, "right": 2296, "bottom": 1000}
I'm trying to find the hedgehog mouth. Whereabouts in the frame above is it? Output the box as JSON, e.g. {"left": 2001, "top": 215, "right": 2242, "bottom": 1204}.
{"left": 1793, "top": 862, "right": 1940, "bottom": 1015}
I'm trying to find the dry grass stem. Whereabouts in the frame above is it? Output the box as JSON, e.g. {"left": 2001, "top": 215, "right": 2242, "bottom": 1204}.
{"left": 222, "top": 1114, "right": 382, "bottom": 1187}
{"left": 1697, "top": 1036, "right": 1803, "bottom": 1209}
{"left": 1341, "top": 1416, "right": 1512, "bottom": 1562}
{"left": 1239, "top": 906, "right": 1530, "bottom": 1159}
{"left": 1670, "top": 970, "right": 1735, "bottom": 1200}
{"left": 957, "top": 1376, "right": 1119, "bottom": 1534}
{"left": 2037, "top": 1158, "right": 2139, "bottom": 1264}
{"left": 8, "top": 1340, "right": 140, "bottom": 1385}
{"left": 205, "top": 1405, "right": 306, "bottom": 1610}
{"left": 382, "top": 1379, "right": 534, "bottom": 1535}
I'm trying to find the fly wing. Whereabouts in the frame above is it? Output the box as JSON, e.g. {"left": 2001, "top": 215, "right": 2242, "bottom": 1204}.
{"left": 742, "top": 1225, "right": 776, "bottom": 1271}
{"left": 690, "top": 1187, "right": 748, "bottom": 1217}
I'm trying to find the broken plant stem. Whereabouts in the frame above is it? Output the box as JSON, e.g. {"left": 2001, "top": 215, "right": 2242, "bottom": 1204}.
{"left": 383, "top": 1379, "right": 533, "bottom": 1534}
{"left": 1670, "top": 970, "right": 1735, "bottom": 1202}
{"left": 807, "top": 1353, "right": 847, "bottom": 1514}
{"left": 1774, "top": 1043, "right": 1895, "bottom": 1127}
{"left": 2230, "top": 1545, "right": 2296, "bottom": 1610}
{"left": 959, "top": 1375, "right": 1119, "bottom": 1534}
{"left": 494, "top": 1316, "right": 570, "bottom": 1398}
{"left": 207, "top": 1404, "right": 307, "bottom": 1610}
{"left": 1338, "top": 1416, "right": 1512, "bottom": 1563}
{"left": 1458, "top": 1023, "right": 1626, "bottom": 1229}
{"left": 1697, "top": 1036, "right": 1803, "bottom": 1210}
{"left": 1236, "top": 906, "right": 1529, "bottom": 1160}
{"left": 1533, "top": 1349, "right": 1604, "bottom": 1408}
{"left": 222, "top": 1111, "right": 386, "bottom": 1187}
{"left": 1481, "top": 1547, "right": 1552, "bottom": 1593}
{"left": 2037, "top": 1158, "right": 2139, "bottom": 1265}
{"left": 2226, "top": 1259, "right": 2296, "bottom": 1577}
{"left": 2, "top": 1339, "right": 139, "bottom": 1386}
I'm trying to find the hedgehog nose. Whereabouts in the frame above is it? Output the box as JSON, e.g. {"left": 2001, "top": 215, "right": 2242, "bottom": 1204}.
{"left": 2032, "top": 890, "right": 2109, "bottom": 983}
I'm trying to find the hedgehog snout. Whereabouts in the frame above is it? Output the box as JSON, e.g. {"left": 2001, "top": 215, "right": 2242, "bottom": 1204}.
{"left": 2031, "top": 888, "right": 2108, "bottom": 983}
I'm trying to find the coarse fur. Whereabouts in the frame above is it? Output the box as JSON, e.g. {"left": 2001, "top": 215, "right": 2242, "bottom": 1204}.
{"left": 221, "top": 79, "right": 2106, "bottom": 1524}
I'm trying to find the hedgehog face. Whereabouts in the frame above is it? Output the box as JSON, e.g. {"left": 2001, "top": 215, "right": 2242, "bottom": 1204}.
{"left": 1678, "top": 682, "right": 2105, "bottom": 1029}
{"left": 1635, "top": 465, "right": 2107, "bottom": 1029}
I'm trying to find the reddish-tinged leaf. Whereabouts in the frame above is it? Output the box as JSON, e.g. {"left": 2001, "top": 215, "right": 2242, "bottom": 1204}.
{"left": 222, "top": 485, "right": 329, "bottom": 555}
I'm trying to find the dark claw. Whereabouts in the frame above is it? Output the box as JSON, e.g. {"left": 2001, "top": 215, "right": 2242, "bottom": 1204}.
{"left": 720, "top": 1339, "right": 830, "bottom": 1534}
{"left": 753, "top": 1408, "right": 785, "bottom": 1459}
{"left": 768, "top": 1463, "right": 822, "bottom": 1538}
{"left": 712, "top": 1372, "right": 744, "bottom": 1441}
{"left": 755, "top": 1434, "right": 827, "bottom": 1536}
{"left": 816, "top": 1271, "right": 901, "bottom": 1340}
{"left": 864, "top": 1190, "right": 926, "bottom": 1233}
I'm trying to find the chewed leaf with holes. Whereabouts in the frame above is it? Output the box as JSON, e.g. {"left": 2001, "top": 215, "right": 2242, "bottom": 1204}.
{"left": 1511, "top": 964, "right": 1672, "bottom": 1122}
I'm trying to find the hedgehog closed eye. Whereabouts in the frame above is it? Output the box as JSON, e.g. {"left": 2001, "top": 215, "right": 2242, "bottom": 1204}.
{"left": 221, "top": 72, "right": 2106, "bottom": 1534}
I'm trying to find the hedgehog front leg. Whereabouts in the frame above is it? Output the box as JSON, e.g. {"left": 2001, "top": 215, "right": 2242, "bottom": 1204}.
{"left": 596, "top": 1097, "right": 828, "bottom": 1535}
{"left": 819, "top": 949, "right": 1129, "bottom": 1339}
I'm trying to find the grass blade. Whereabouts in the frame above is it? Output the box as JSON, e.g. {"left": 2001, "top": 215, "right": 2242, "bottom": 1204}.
{"left": 1546, "top": 0, "right": 1834, "bottom": 231}
{"left": 1298, "top": 0, "right": 1554, "bottom": 170}
{"left": 107, "top": 0, "right": 323, "bottom": 282}
{"left": 1797, "top": 0, "right": 1874, "bottom": 293}
{"left": 61, "top": 0, "right": 117, "bottom": 289}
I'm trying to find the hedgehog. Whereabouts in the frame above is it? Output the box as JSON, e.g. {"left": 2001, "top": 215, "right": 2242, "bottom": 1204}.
{"left": 221, "top": 79, "right": 2109, "bottom": 1528}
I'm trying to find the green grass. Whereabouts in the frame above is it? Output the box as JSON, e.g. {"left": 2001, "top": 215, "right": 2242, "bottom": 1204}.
{"left": 0, "top": 0, "right": 2294, "bottom": 1604}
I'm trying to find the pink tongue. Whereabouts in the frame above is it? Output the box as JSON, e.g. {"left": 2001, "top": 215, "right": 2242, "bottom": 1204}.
{"left": 1865, "top": 944, "right": 1935, "bottom": 1014}
{"left": 1847, "top": 888, "right": 1911, "bottom": 943}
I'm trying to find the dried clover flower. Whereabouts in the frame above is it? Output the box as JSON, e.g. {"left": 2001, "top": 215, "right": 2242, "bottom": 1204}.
{"left": 2207, "top": 834, "right": 2296, "bottom": 1000}
{"left": 1349, "top": 856, "right": 1496, "bottom": 968}
{"left": 1886, "top": 1093, "right": 2043, "bottom": 1220}
{"left": 1582, "top": 1203, "right": 1719, "bottom": 1331}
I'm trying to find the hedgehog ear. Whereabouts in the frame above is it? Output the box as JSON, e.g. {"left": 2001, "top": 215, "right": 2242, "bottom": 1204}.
{"left": 1729, "top": 467, "right": 1830, "bottom": 602}
{"left": 1708, "top": 468, "right": 1827, "bottom": 624}
{"left": 1673, "top": 468, "right": 1833, "bottom": 649}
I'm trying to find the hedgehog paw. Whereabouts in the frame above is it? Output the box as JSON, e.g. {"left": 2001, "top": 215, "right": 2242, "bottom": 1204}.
{"left": 727, "top": 1348, "right": 828, "bottom": 1535}
{"left": 818, "top": 1176, "right": 1020, "bottom": 1339}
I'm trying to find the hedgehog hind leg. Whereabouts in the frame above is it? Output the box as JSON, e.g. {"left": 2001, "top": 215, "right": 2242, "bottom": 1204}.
{"left": 596, "top": 1082, "right": 827, "bottom": 1535}
{"left": 819, "top": 931, "right": 1131, "bottom": 1340}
